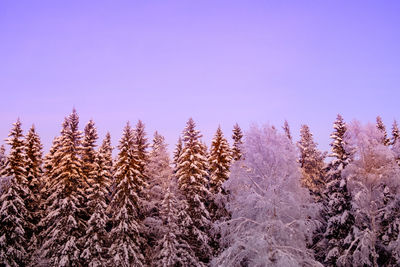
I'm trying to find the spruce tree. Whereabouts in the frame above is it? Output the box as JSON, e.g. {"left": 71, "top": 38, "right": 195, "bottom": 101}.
{"left": 376, "top": 116, "right": 390, "bottom": 146}
{"left": 81, "top": 119, "right": 98, "bottom": 186}
{"left": 391, "top": 120, "right": 399, "bottom": 146}
{"left": 24, "top": 125, "right": 43, "bottom": 258}
{"left": 0, "top": 119, "right": 29, "bottom": 266}
{"left": 0, "top": 144, "right": 6, "bottom": 172}
{"left": 297, "top": 124, "right": 326, "bottom": 197}
{"left": 283, "top": 119, "right": 293, "bottom": 142}
{"left": 38, "top": 110, "right": 86, "bottom": 266}
{"left": 231, "top": 123, "right": 243, "bottom": 161}
{"left": 208, "top": 126, "right": 231, "bottom": 194}
{"left": 176, "top": 118, "right": 212, "bottom": 263}
{"left": 81, "top": 135, "right": 112, "bottom": 266}
{"left": 108, "top": 122, "right": 145, "bottom": 266}
{"left": 133, "top": 120, "right": 149, "bottom": 179}
{"left": 313, "top": 114, "right": 354, "bottom": 266}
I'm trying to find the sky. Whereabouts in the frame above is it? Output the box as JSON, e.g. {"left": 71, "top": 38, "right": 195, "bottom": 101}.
{"left": 1, "top": 0, "right": 400, "bottom": 154}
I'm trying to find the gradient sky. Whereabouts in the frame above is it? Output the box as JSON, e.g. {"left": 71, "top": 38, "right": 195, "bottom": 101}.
{"left": 1, "top": 0, "right": 400, "bottom": 154}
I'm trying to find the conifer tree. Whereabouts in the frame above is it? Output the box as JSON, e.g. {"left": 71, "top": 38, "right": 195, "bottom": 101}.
{"left": 81, "top": 135, "right": 112, "bottom": 266}
{"left": 176, "top": 118, "right": 212, "bottom": 263}
{"left": 133, "top": 120, "right": 149, "bottom": 179}
{"left": 0, "top": 144, "right": 6, "bottom": 172}
{"left": 0, "top": 119, "right": 29, "bottom": 266}
{"left": 283, "top": 119, "right": 293, "bottom": 142}
{"left": 376, "top": 116, "right": 390, "bottom": 146}
{"left": 24, "top": 125, "right": 43, "bottom": 257}
{"left": 231, "top": 123, "right": 243, "bottom": 161}
{"left": 173, "top": 137, "right": 183, "bottom": 170}
{"left": 391, "top": 120, "right": 399, "bottom": 146}
{"left": 108, "top": 122, "right": 145, "bottom": 266}
{"left": 297, "top": 124, "right": 326, "bottom": 197}
{"left": 208, "top": 126, "right": 232, "bottom": 194}
{"left": 313, "top": 114, "right": 354, "bottom": 266}
{"left": 38, "top": 110, "right": 86, "bottom": 266}
{"left": 81, "top": 119, "right": 98, "bottom": 186}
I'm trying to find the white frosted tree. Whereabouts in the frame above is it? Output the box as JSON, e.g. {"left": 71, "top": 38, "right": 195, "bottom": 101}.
{"left": 0, "top": 119, "right": 29, "bottom": 266}
{"left": 336, "top": 121, "right": 400, "bottom": 266}
{"left": 81, "top": 134, "right": 112, "bottom": 266}
{"left": 0, "top": 144, "right": 6, "bottom": 172}
{"left": 391, "top": 120, "right": 399, "bottom": 146}
{"left": 231, "top": 123, "right": 243, "bottom": 161}
{"left": 38, "top": 109, "right": 86, "bottom": 266}
{"left": 108, "top": 122, "right": 145, "bottom": 266}
{"left": 213, "top": 124, "right": 321, "bottom": 267}
{"left": 208, "top": 126, "right": 232, "bottom": 194}
{"left": 133, "top": 120, "right": 149, "bottom": 179}
{"left": 283, "top": 119, "right": 293, "bottom": 142}
{"left": 176, "top": 118, "right": 212, "bottom": 263}
{"left": 81, "top": 119, "right": 98, "bottom": 186}
{"left": 297, "top": 124, "right": 326, "bottom": 198}
{"left": 376, "top": 116, "right": 390, "bottom": 146}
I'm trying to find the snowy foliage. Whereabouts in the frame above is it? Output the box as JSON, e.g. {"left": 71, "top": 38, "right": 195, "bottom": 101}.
{"left": 214, "top": 124, "right": 321, "bottom": 267}
{"left": 133, "top": 120, "right": 149, "bottom": 179}
{"left": 231, "top": 123, "right": 243, "bottom": 161}
{"left": 376, "top": 116, "right": 391, "bottom": 146}
{"left": 81, "top": 119, "right": 98, "bottom": 185}
{"left": 283, "top": 120, "right": 293, "bottom": 142}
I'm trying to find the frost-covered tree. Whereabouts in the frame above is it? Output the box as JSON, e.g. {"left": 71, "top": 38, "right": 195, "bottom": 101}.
{"left": 38, "top": 109, "right": 87, "bottom": 266}
{"left": 81, "top": 135, "right": 112, "bottom": 266}
{"left": 152, "top": 183, "right": 200, "bottom": 267}
{"left": 283, "top": 119, "right": 293, "bottom": 142}
{"left": 213, "top": 125, "right": 321, "bottom": 267}
{"left": 0, "top": 119, "right": 29, "bottom": 266}
{"left": 176, "top": 118, "right": 212, "bottom": 263}
{"left": 133, "top": 120, "right": 149, "bottom": 179}
{"left": 0, "top": 144, "right": 6, "bottom": 172}
{"left": 313, "top": 114, "right": 354, "bottom": 266}
{"left": 231, "top": 123, "right": 243, "bottom": 161}
{"left": 336, "top": 122, "right": 400, "bottom": 266}
{"left": 376, "top": 116, "right": 390, "bottom": 146}
{"left": 208, "top": 126, "right": 231, "bottom": 194}
{"left": 297, "top": 124, "right": 326, "bottom": 198}
{"left": 108, "top": 122, "right": 145, "bottom": 267}
{"left": 392, "top": 120, "right": 399, "bottom": 146}
{"left": 81, "top": 119, "right": 98, "bottom": 186}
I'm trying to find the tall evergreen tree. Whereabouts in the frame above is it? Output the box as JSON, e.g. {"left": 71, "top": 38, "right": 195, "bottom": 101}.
{"left": 376, "top": 116, "right": 390, "bottom": 146}
{"left": 81, "top": 135, "right": 112, "bottom": 266}
{"left": 108, "top": 122, "right": 145, "bottom": 266}
{"left": 391, "top": 120, "right": 399, "bottom": 146}
{"left": 176, "top": 118, "right": 212, "bottom": 263}
{"left": 313, "top": 114, "right": 354, "bottom": 266}
{"left": 133, "top": 120, "right": 149, "bottom": 179}
{"left": 231, "top": 123, "right": 243, "bottom": 161}
{"left": 0, "top": 119, "right": 29, "bottom": 266}
{"left": 297, "top": 124, "right": 326, "bottom": 197}
{"left": 283, "top": 119, "right": 293, "bottom": 142}
{"left": 81, "top": 119, "right": 98, "bottom": 186}
{"left": 38, "top": 110, "right": 86, "bottom": 266}
{"left": 24, "top": 125, "right": 43, "bottom": 257}
{"left": 0, "top": 144, "right": 6, "bottom": 172}
{"left": 208, "top": 126, "right": 232, "bottom": 194}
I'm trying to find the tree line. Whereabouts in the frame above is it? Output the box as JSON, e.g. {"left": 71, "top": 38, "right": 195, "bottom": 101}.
{"left": 1, "top": 110, "right": 400, "bottom": 267}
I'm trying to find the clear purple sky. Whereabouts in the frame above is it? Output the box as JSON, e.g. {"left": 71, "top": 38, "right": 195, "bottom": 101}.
{"left": 1, "top": 1, "right": 400, "bottom": 154}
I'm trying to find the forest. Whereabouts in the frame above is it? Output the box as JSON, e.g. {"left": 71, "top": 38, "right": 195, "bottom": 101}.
{"left": 1, "top": 110, "right": 400, "bottom": 267}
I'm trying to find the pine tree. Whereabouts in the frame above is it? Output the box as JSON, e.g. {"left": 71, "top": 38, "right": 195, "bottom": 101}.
{"left": 313, "top": 114, "right": 354, "bottom": 266}
{"left": 38, "top": 110, "right": 86, "bottom": 266}
{"left": 0, "top": 119, "right": 29, "bottom": 266}
{"left": 108, "top": 122, "right": 145, "bottom": 266}
{"left": 81, "top": 119, "right": 98, "bottom": 186}
{"left": 231, "top": 123, "right": 243, "bottom": 161}
{"left": 376, "top": 116, "right": 390, "bottom": 146}
{"left": 0, "top": 144, "right": 6, "bottom": 172}
{"left": 391, "top": 120, "right": 399, "bottom": 146}
{"left": 176, "top": 118, "right": 212, "bottom": 263}
{"left": 208, "top": 126, "right": 232, "bottom": 194}
{"left": 133, "top": 120, "right": 149, "bottom": 179}
{"left": 24, "top": 125, "right": 43, "bottom": 258}
{"left": 297, "top": 124, "right": 326, "bottom": 198}
{"left": 153, "top": 184, "right": 200, "bottom": 267}
{"left": 283, "top": 119, "right": 293, "bottom": 142}
{"left": 81, "top": 135, "right": 112, "bottom": 266}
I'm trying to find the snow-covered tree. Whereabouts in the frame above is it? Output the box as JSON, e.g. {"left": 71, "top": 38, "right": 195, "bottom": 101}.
{"left": 391, "top": 120, "right": 399, "bottom": 146}
{"left": 152, "top": 183, "right": 200, "bottom": 267}
{"left": 213, "top": 124, "right": 321, "bottom": 267}
{"left": 208, "top": 126, "right": 231, "bottom": 194}
{"left": 0, "top": 119, "right": 29, "bottom": 266}
{"left": 313, "top": 114, "right": 354, "bottom": 266}
{"left": 231, "top": 123, "right": 243, "bottom": 161}
{"left": 297, "top": 124, "right": 326, "bottom": 198}
{"left": 38, "top": 109, "right": 87, "bottom": 266}
{"left": 0, "top": 144, "right": 6, "bottom": 172}
{"left": 81, "top": 119, "right": 98, "bottom": 186}
{"left": 108, "top": 122, "right": 145, "bottom": 266}
{"left": 176, "top": 118, "right": 212, "bottom": 263}
{"left": 336, "top": 121, "right": 400, "bottom": 266}
{"left": 283, "top": 119, "right": 293, "bottom": 142}
{"left": 133, "top": 120, "right": 149, "bottom": 179}
{"left": 80, "top": 135, "right": 112, "bottom": 266}
{"left": 376, "top": 116, "right": 390, "bottom": 146}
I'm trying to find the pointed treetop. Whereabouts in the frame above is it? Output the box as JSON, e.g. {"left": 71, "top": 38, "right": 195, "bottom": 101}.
{"left": 283, "top": 120, "right": 292, "bottom": 142}
{"left": 232, "top": 123, "right": 243, "bottom": 161}
{"left": 376, "top": 116, "right": 390, "bottom": 146}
